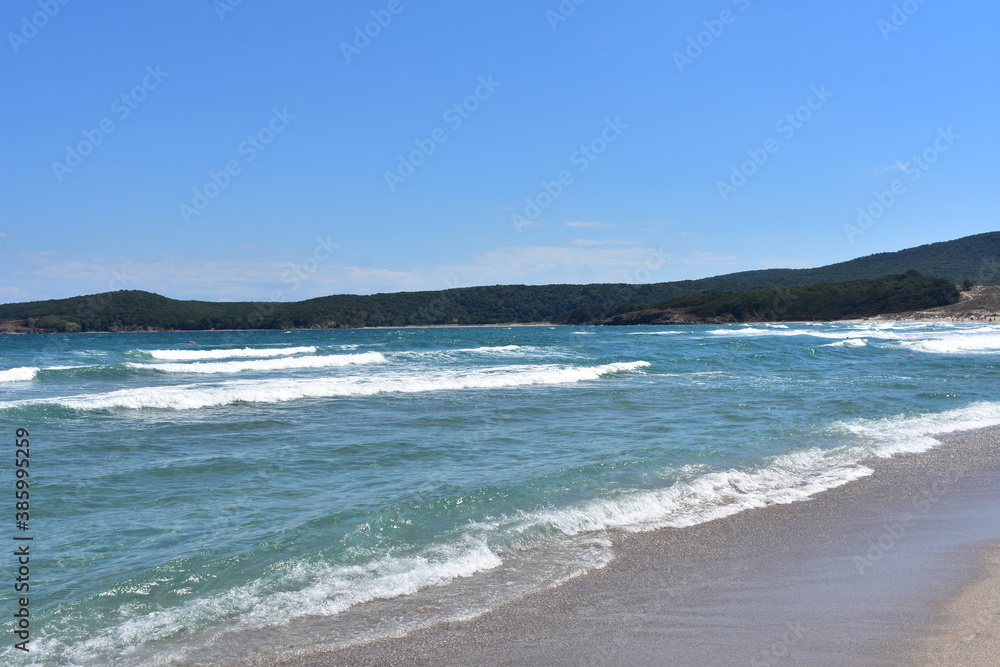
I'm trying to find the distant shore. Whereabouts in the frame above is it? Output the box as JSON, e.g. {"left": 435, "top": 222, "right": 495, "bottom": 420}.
{"left": 2, "top": 316, "right": 997, "bottom": 335}
{"left": 0, "top": 322, "right": 556, "bottom": 334}
{"left": 271, "top": 427, "right": 1000, "bottom": 666}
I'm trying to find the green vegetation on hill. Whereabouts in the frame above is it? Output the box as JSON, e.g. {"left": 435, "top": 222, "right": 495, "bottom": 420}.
{"left": 598, "top": 271, "right": 958, "bottom": 325}
{"left": 0, "top": 233, "right": 995, "bottom": 332}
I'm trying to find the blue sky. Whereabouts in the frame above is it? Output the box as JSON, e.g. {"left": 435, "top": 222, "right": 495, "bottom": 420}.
{"left": 1, "top": 0, "right": 997, "bottom": 303}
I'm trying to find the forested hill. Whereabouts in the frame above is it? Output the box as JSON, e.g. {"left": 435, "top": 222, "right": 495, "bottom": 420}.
{"left": 0, "top": 232, "right": 996, "bottom": 332}
{"left": 597, "top": 271, "right": 960, "bottom": 325}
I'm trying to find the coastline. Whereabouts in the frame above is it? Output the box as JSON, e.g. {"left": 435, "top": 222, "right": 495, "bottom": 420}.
{"left": 263, "top": 426, "right": 1000, "bottom": 666}
{"left": 0, "top": 317, "right": 990, "bottom": 335}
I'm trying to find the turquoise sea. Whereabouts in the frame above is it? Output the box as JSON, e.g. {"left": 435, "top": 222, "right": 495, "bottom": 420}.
{"left": 2, "top": 322, "right": 1000, "bottom": 666}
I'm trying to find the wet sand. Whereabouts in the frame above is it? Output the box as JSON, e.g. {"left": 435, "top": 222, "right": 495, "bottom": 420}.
{"left": 270, "top": 428, "right": 1000, "bottom": 666}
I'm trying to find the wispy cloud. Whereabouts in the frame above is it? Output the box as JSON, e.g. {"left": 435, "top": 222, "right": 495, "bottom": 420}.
{"left": 0, "top": 286, "right": 31, "bottom": 297}
{"left": 435, "top": 245, "right": 662, "bottom": 286}
{"left": 570, "top": 239, "right": 640, "bottom": 246}
{"left": 678, "top": 252, "right": 741, "bottom": 267}
{"left": 751, "top": 257, "right": 813, "bottom": 269}
{"left": 5, "top": 244, "right": 670, "bottom": 302}
{"left": 871, "top": 160, "right": 909, "bottom": 174}
{"left": 565, "top": 221, "right": 616, "bottom": 228}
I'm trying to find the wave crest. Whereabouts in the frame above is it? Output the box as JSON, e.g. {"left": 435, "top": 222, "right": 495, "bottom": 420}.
{"left": 137, "top": 346, "right": 318, "bottom": 361}
{"left": 0, "top": 367, "right": 39, "bottom": 382}
{"left": 128, "top": 352, "right": 385, "bottom": 375}
{"left": 5, "top": 361, "right": 650, "bottom": 411}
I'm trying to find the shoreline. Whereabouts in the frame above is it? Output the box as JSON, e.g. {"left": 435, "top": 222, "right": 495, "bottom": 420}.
{"left": 0, "top": 317, "right": 990, "bottom": 336}
{"left": 264, "top": 427, "right": 1000, "bottom": 666}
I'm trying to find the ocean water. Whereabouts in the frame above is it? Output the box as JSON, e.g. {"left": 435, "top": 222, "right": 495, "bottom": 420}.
{"left": 2, "top": 321, "right": 999, "bottom": 666}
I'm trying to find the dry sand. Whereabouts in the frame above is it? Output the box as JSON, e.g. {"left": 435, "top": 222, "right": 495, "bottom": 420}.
{"left": 916, "top": 545, "right": 1000, "bottom": 666}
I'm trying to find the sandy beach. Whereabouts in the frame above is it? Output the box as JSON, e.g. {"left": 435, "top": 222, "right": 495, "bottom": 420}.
{"left": 266, "top": 427, "right": 1000, "bottom": 667}
{"left": 916, "top": 544, "right": 1000, "bottom": 666}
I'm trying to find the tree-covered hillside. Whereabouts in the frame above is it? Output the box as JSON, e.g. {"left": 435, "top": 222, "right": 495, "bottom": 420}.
{"left": 597, "top": 271, "right": 959, "bottom": 325}
{"left": 0, "top": 232, "right": 995, "bottom": 332}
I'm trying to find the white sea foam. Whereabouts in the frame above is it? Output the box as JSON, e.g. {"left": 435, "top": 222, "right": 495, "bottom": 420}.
{"left": 626, "top": 331, "right": 681, "bottom": 335}
{"left": 907, "top": 333, "right": 1000, "bottom": 355}
{"left": 140, "top": 346, "right": 317, "bottom": 361}
{"left": 57, "top": 538, "right": 504, "bottom": 666}
{"left": 129, "top": 352, "right": 385, "bottom": 374}
{"left": 397, "top": 344, "right": 524, "bottom": 356}
{"left": 707, "top": 325, "right": 1000, "bottom": 354}
{"left": 0, "top": 367, "right": 38, "bottom": 382}
{"left": 37, "top": 396, "right": 1000, "bottom": 666}
{"left": 393, "top": 345, "right": 568, "bottom": 360}
{"left": 707, "top": 327, "right": 854, "bottom": 339}
{"left": 834, "top": 400, "right": 1000, "bottom": 457}
{"left": 534, "top": 448, "right": 872, "bottom": 535}
{"left": 821, "top": 338, "right": 868, "bottom": 348}
{"left": 7, "top": 361, "right": 650, "bottom": 411}
{"left": 532, "top": 400, "right": 1000, "bottom": 536}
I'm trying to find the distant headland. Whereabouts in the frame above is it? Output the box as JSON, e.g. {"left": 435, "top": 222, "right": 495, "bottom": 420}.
{"left": 2, "top": 232, "right": 998, "bottom": 333}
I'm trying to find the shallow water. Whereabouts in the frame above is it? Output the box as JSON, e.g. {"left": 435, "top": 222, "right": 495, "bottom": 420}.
{"left": 1, "top": 321, "right": 998, "bottom": 665}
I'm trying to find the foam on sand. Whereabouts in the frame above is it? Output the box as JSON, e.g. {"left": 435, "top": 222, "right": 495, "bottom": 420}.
{"left": 43, "top": 536, "right": 505, "bottom": 666}
{"left": 535, "top": 448, "right": 874, "bottom": 536}
{"left": 834, "top": 400, "right": 1000, "bottom": 457}
{"left": 535, "top": 401, "right": 1000, "bottom": 536}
